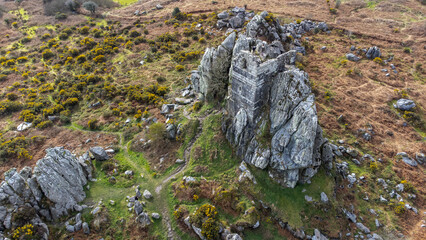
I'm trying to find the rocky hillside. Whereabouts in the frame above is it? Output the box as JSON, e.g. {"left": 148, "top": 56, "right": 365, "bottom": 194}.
{"left": 0, "top": 0, "right": 424, "bottom": 240}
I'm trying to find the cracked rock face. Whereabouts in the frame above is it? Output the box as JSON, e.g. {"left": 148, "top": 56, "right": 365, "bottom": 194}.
{"left": 193, "top": 12, "right": 332, "bottom": 188}
{"left": 34, "top": 147, "right": 88, "bottom": 219}
{"left": 192, "top": 32, "right": 237, "bottom": 102}
{"left": 0, "top": 147, "right": 92, "bottom": 238}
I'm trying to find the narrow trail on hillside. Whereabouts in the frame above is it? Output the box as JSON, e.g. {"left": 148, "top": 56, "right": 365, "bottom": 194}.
{"left": 155, "top": 119, "right": 202, "bottom": 194}
{"left": 154, "top": 110, "right": 216, "bottom": 240}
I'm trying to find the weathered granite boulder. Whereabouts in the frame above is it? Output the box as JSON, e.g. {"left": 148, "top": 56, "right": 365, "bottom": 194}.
{"left": 366, "top": 46, "right": 381, "bottom": 59}
{"left": 226, "top": 233, "right": 243, "bottom": 240}
{"left": 217, "top": 11, "right": 229, "bottom": 19}
{"left": 196, "top": 32, "right": 237, "bottom": 101}
{"left": 346, "top": 53, "right": 360, "bottom": 62}
{"left": 143, "top": 190, "right": 152, "bottom": 199}
{"left": 394, "top": 99, "right": 416, "bottom": 111}
{"left": 397, "top": 152, "right": 418, "bottom": 167}
{"left": 0, "top": 147, "right": 92, "bottom": 238}
{"left": 217, "top": 20, "right": 228, "bottom": 29}
{"left": 246, "top": 11, "right": 282, "bottom": 42}
{"left": 137, "top": 212, "right": 151, "bottom": 228}
{"left": 134, "top": 201, "right": 143, "bottom": 215}
{"left": 313, "top": 229, "right": 328, "bottom": 240}
{"left": 34, "top": 147, "right": 88, "bottom": 219}
{"left": 229, "top": 16, "right": 245, "bottom": 29}
{"left": 89, "top": 146, "right": 110, "bottom": 161}
{"left": 320, "top": 192, "right": 329, "bottom": 203}
{"left": 17, "top": 122, "right": 32, "bottom": 131}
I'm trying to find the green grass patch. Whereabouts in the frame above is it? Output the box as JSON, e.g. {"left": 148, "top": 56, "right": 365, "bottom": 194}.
{"left": 84, "top": 162, "right": 135, "bottom": 239}
{"left": 186, "top": 113, "right": 240, "bottom": 177}
{"left": 244, "top": 221, "right": 287, "bottom": 240}
{"left": 251, "top": 167, "right": 334, "bottom": 229}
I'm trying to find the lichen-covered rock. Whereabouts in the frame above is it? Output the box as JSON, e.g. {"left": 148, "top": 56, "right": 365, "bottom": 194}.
{"left": 217, "top": 11, "right": 229, "bottom": 19}
{"left": 394, "top": 99, "right": 416, "bottom": 111}
{"left": 34, "top": 147, "right": 88, "bottom": 219}
{"left": 89, "top": 146, "right": 110, "bottom": 161}
{"left": 143, "top": 190, "right": 152, "bottom": 199}
{"left": 137, "top": 212, "right": 151, "bottom": 228}
{"left": 0, "top": 147, "right": 92, "bottom": 238}
{"left": 226, "top": 233, "right": 243, "bottom": 240}
{"left": 246, "top": 11, "right": 282, "bottom": 42}
{"left": 346, "top": 53, "right": 360, "bottom": 62}
{"left": 197, "top": 32, "right": 236, "bottom": 101}
{"left": 229, "top": 16, "right": 245, "bottom": 29}
{"left": 313, "top": 229, "right": 328, "bottom": 240}
{"left": 366, "top": 46, "right": 381, "bottom": 59}
{"left": 195, "top": 12, "right": 331, "bottom": 188}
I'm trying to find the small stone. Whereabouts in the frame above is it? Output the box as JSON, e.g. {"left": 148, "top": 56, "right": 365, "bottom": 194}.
{"left": 90, "top": 147, "right": 110, "bottom": 161}
{"left": 362, "top": 133, "right": 372, "bottom": 141}
{"left": 356, "top": 222, "right": 370, "bottom": 234}
{"left": 375, "top": 219, "right": 381, "bottom": 228}
{"left": 143, "top": 190, "right": 153, "bottom": 199}
{"left": 134, "top": 201, "right": 143, "bottom": 215}
{"left": 75, "top": 220, "right": 82, "bottom": 231}
{"left": 415, "top": 152, "right": 425, "bottom": 164}
{"left": 125, "top": 170, "right": 134, "bottom": 176}
{"left": 305, "top": 195, "right": 313, "bottom": 202}
{"left": 321, "top": 46, "right": 327, "bottom": 51}
{"left": 109, "top": 200, "right": 115, "bottom": 206}
{"left": 351, "top": 45, "right": 356, "bottom": 51}
{"left": 394, "top": 99, "right": 416, "bottom": 111}
{"left": 366, "top": 46, "right": 381, "bottom": 59}
{"left": 66, "top": 225, "right": 75, "bottom": 232}
{"left": 346, "top": 148, "right": 359, "bottom": 157}
{"left": 151, "top": 212, "right": 161, "bottom": 219}
{"left": 183, "top": 176, "right": 196, "bottom": 183}
{"left": 175, "top": 98, "right": 192, "bottom": 105}
{"left": 105, "top": 149, "right": 115, "bottom": 154}
{"left": 346, "top": 53, "right": 360, "bottom": 62}
{"left": 217, "top": 11, "right": 229, "bottom": 19}
{"left": 352, "top": 159, "right": 361, "bottom": 165}
{"left": 74, "top": 205, "right": 83, "bottom": 212}
{"left": 91, "top": 207, "right": 101, "bottom": 215}
{"left": 83, "top": 222, "right": 90, "bottom": 234}
{"left": 363, "top": 194, "right": 369, "bottom": 201}
{"left": 348, "top": 173, "right": 357, "bottom": 185}
{"left": 176, "top": 159, "right": 184, "bottom": 164}
{"left": 397, "top": 152, "right": 418, "bottom": 167}
{"left": 17, "top": 122, "right": 32, "bottom": 131}
{"left": 320, "top": 192, "right": 329, "bottom": 203}
{"left": 395, "top": 183, "right": 404, "bottom": 192}
{"left": 253, "top": 221, "right": 260, "bottom": 229}
{"left": 408, "top": 193, "right": 416, "bottom": 199}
